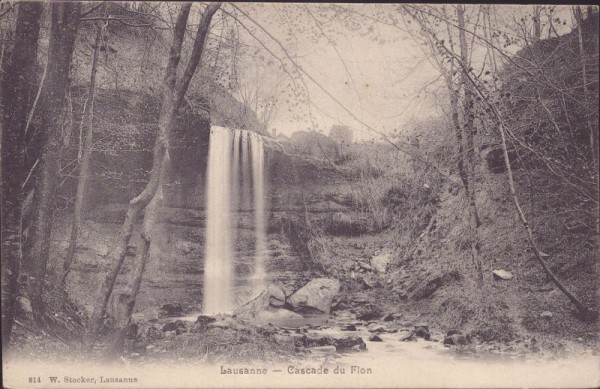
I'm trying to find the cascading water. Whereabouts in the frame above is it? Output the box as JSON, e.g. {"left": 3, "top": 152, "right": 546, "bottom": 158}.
{"left": 203, "top": 126, "right": 267, "bottom": 315}
{"left": 203, "top": 127, "right": 234, "bottom": 315}
{"left": 250, "top": 133, "right": 267, "bottom": 293}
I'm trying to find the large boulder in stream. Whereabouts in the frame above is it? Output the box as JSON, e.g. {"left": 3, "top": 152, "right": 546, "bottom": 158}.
{"left": 288, "top": 278, "right": 340, "bottom": 314}
{"left": 234, "top": 285, "right": 288, "bottom": 319}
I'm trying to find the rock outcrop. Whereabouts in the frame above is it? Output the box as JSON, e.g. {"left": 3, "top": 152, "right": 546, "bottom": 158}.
{"left": 288, "top": 278, "right": 341, "bottom": 314}
{"left": 371, "top": 252, "right": 392, "bottom": 273}
{"left": 234, "top": 285, "right": 289, "bottom": 319}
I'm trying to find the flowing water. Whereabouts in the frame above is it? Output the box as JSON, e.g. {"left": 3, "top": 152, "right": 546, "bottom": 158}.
{"left": 203, "top": 126, "right": 267, "bottom": 314}
{"left": 250, "top": 132, "right": 266, "bottom": 293}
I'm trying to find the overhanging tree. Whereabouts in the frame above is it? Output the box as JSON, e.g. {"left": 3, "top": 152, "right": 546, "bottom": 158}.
{"left": 0, "top": 0, "right": 43, "bottom": 350}
{"left": 404, "top": 4, "right": 597, "bottom": 319}
{"left": 84, "top": 2, "right": 223, "bottom": 356}
{"left": 21, "top": 2, "right": 81, "bottom": 324}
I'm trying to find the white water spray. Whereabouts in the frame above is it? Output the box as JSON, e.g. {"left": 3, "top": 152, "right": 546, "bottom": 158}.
{"left": 250, "top": 132, "right": 267, "bottom": 293}
{"left": 203, "top": 127, "right": 234, "bottom": 314}
{"left": 203, "top": 126, "right": 267, "bottom": 314}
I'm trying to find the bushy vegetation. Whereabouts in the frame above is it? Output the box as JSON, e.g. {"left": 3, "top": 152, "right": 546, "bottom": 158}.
{"left": 337, "top": 119, "right": 450, "bottom": 237}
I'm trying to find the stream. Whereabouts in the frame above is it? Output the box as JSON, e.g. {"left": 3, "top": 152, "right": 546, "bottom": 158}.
{"left": 159, "top": 312, "right": 600, "bottom": 388}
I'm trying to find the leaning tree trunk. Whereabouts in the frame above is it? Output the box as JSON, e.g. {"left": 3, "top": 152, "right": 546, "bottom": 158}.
{"left": 104, "top": 173, "right": 165, "bottom": 358}
{"left": 104, "top": 2, "right": 222, "bottom": 358}
{"left": 573, "top": 6, "right": 599, "bottom": 236}
{"left": 22, "top": 2, "right": 81, "bottom": 323}
{"left": 457, "top": 32, "right": 597, "bottom": 320}
{"left": 84, "top": 3, "right": 193, "bottom": 351}
{"left": 496, "top": 121, "right": 596, "bottom": 321}
{"left": 457, "top": 4, "right": 483, "bottom": 281}
{"left": 63, "top": 22, "right": 104, "bottom": 283}
{"left": 0, "top": 1, "right": 43, "bottom": 351}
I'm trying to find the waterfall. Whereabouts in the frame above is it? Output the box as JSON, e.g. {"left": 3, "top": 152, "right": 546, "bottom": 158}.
{"left": 250, "top": 132, "right": 267, "bottom": 293}
{"left": 203, "top": 126, "right": 267, "bottom": 314}
{"left": 203, "top": 127, "right": 234, "bottom": 315}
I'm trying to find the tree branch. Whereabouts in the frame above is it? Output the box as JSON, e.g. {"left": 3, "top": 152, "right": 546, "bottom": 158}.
{"left": 229, "top": 3, "right": 456, "bottom": 182}
{"left": 175, "top": 2, "right": 222, "bottom": 109}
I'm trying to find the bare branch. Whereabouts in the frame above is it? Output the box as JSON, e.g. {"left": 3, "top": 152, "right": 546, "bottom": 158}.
{"left": 229, "top": 3, "right": 456, "bottom": 182}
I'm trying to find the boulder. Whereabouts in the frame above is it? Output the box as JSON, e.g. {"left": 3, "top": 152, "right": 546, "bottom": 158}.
{"left": 294, "top": 335, "right": 330, "bottom": 348}
{"left": 191, "top": 315, "right": 216, "bottom": 333}
{"left": 360, "top": 274, "right": 379, "bottom": 290}
{"left": 358, "top": 261, "right": 373, "bottom": 271}
{"left": 443, "top": 329, "right": 470, "bottom": 346}
{"left": 341, "top": 324, "right": 357, "bottom": 331}
{"left": 294, "top": 335, "right": 366, "bottom": 351}
{"left": 371, "top": 252, "right": 393, "bottom": 273}
{"left": 268, "top": 285, "right": 286, "bottom": 307}
{"left": 162, "top": 320, "right": 187, "bottom": 335}
{"left": 288, "top": 278, "right": 340, "bottom": 314}
{"left": 234, "top": 284, "right": 287, "bottom": 318}
{"left": 492, "top": 269, "right": 514, "bottom": 281}
{"left": 382, "top": 313, "right": 398, "bottom": 322}
{"left": 367, "top": 323, "right": 387, "bottom": 333}
{"left": 540, "top": 311, "right": 553, "bottom": 319}
{"left": 355, "top": 304, "right": 383, "bottom": 321}
{"left": 414, "top": 323, "right": 430, "bottom": 340}
{"left": 399, "top": 331, "right": 416, "bottom": 342}
{"left": 331, "top": 301, "right": 350, "bottom": 312}
{"left": 369, "top": 335, "right": 383, "bottom": 342}
{"left": 334, "top": 336, "right": 367, "bottom": 351}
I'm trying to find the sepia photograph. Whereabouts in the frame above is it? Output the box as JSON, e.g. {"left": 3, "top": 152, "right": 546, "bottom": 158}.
{"left": 1, "top": 2, "right": 599, "bottom": 388}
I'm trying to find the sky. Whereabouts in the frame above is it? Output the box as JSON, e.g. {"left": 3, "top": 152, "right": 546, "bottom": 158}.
{"left": 230, "top": 3, "right": 576, "bottom": 141}
{"left": 236, "top": 3, "right": 441, "bottom": 141}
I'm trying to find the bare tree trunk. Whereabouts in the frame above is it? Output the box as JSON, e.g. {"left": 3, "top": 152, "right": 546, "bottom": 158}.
{"left": 532, "top": 5, "right": 542, "bottom": 42}
{"left": 84, "top": 3, "right": 193, "bottom": 351}
{"left": 103, "top": 2, "right": 222, "bottom": 358}
{"left": 496, "top": 121, "right": 596, "bottom": 321}
{"left": 573, "top": 7, "right": 599, "bottom": 238}
{"left": 453, "top": 29, "right": 597, "bottom": 320}
{"left": 63, "top": 23, "right": 105, "bottom": 283}
{"left": 0, "top": 1, "right": 43, "bottom": 351}
{"left": 104, "top": 177, "right": 164, "bottom": 358}
{"left": 457, "top": 4, "right": 483, "bottom": 280}
{"left": 22, "top": 2, "right": 81, "bottom": 324}
{"left": 174, "top": 3, "right": 222, "bottom": 110}
{"left": 450, "top": 88, "right": 468, "bottom": 190}
{"left": 573, "top": 6, "right": 598, "bottom": 167}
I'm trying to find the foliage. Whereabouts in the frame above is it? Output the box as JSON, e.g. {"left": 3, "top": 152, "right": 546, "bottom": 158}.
{"left": 338, "top": 119, "right": 448, "bottom": 234}
{"left": 498, "top": 11, "right": 599, "bottom": 233}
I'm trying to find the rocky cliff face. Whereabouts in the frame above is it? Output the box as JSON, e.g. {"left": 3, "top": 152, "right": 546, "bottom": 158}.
{"left": 51, "top": 109, "right": 360, "bottom": 320}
